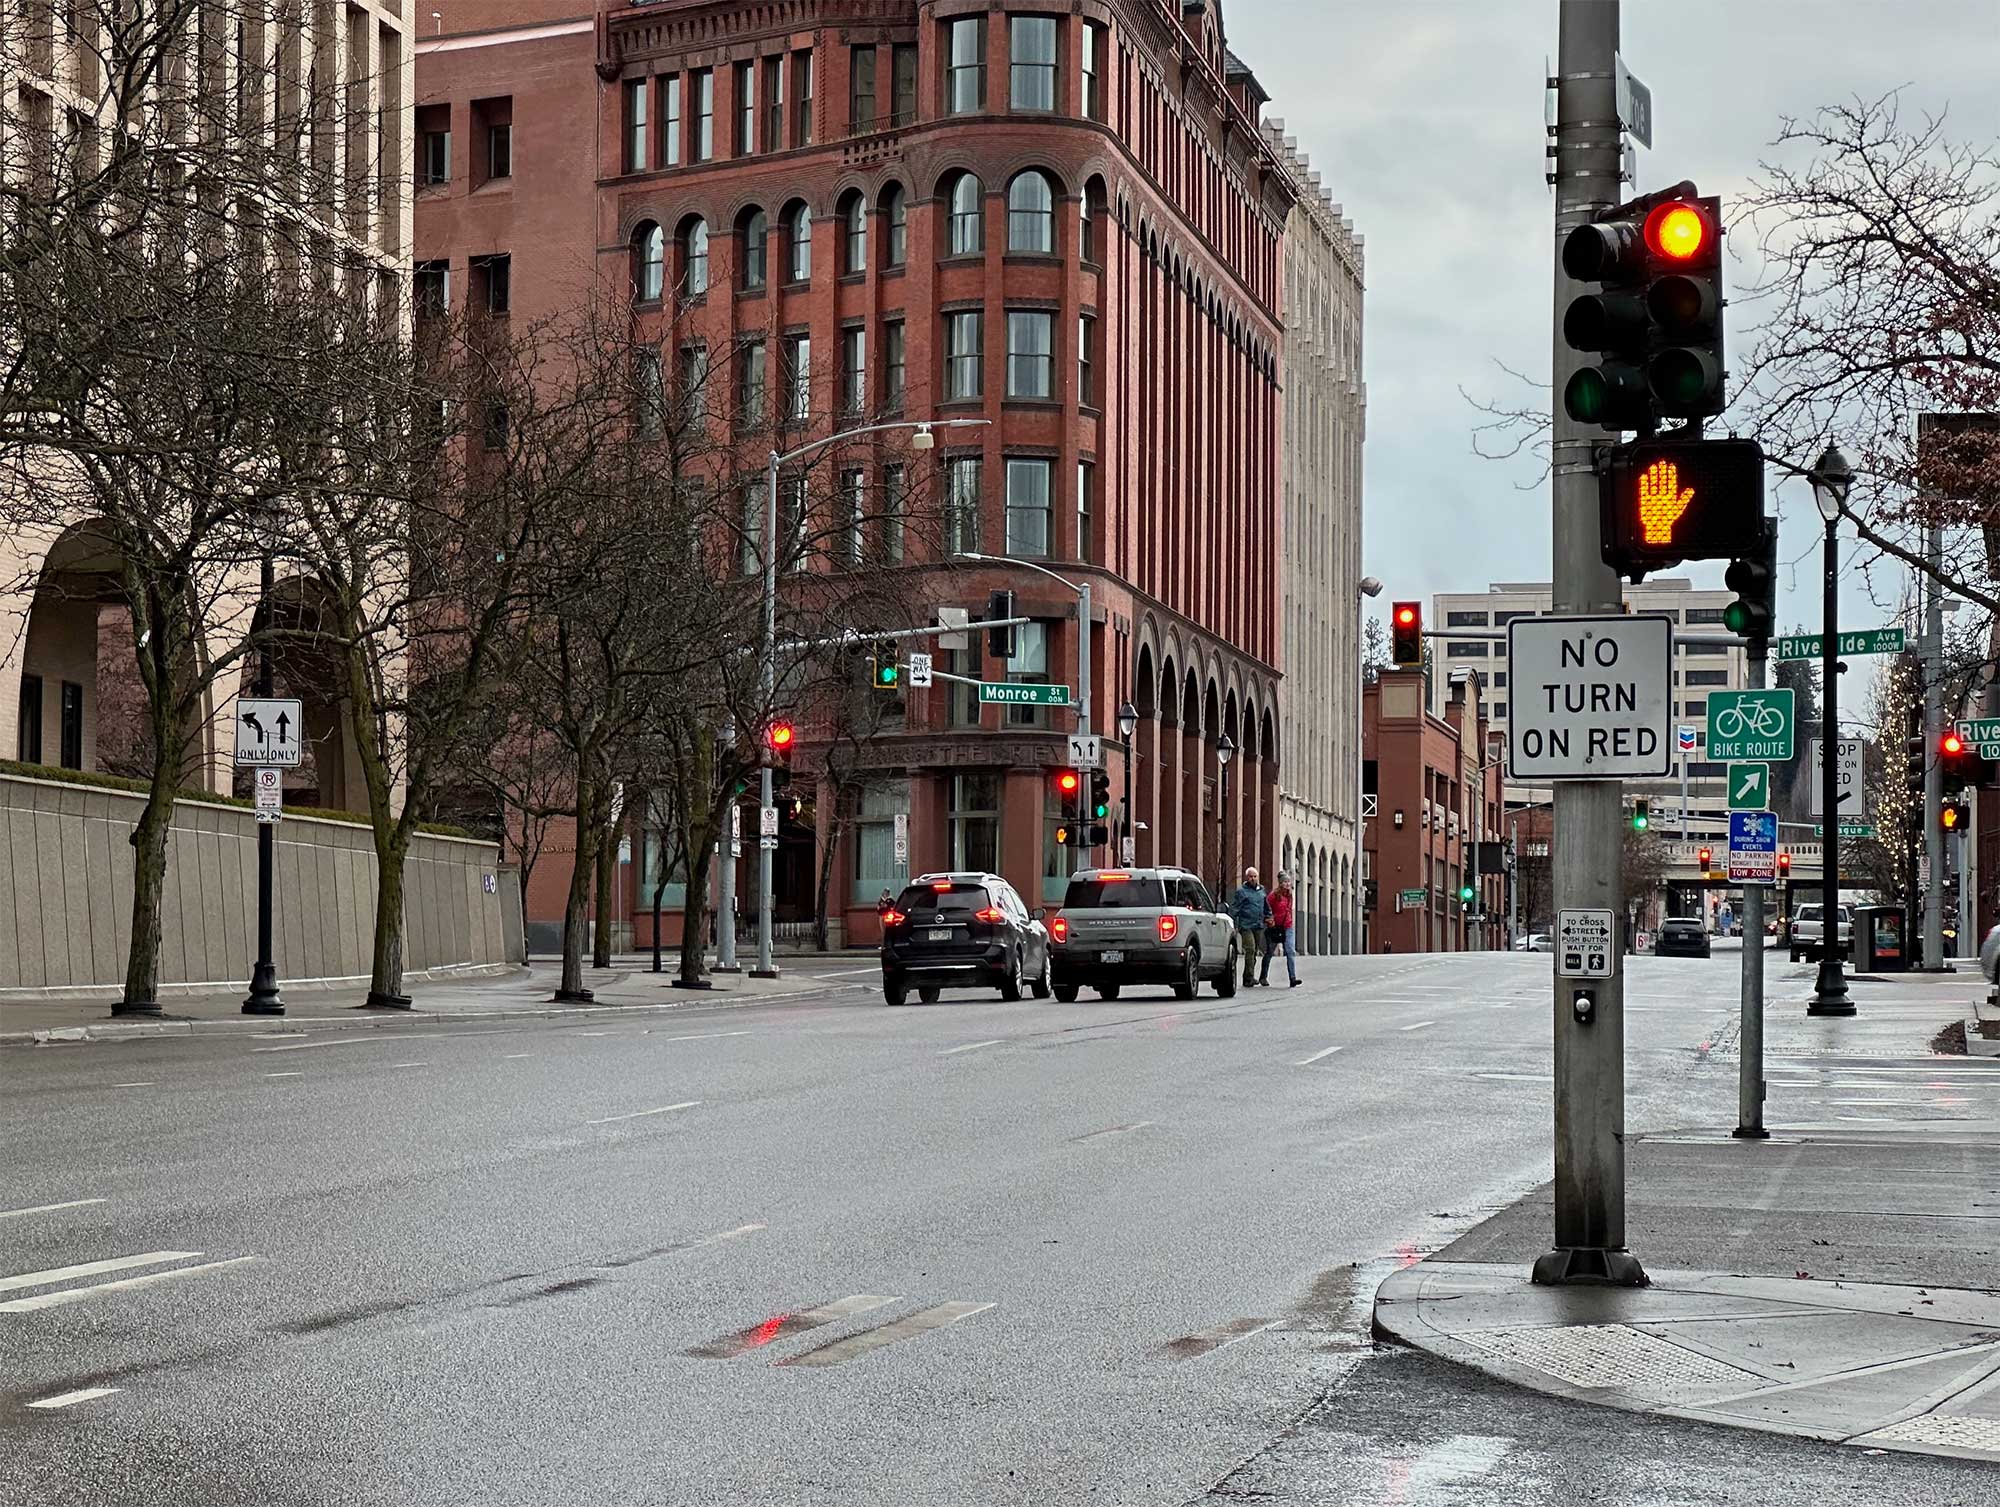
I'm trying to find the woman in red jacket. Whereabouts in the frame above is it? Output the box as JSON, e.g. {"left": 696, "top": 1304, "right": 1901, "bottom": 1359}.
{"left": 1261, "top": 872, "right": 1299, "bottom": 987}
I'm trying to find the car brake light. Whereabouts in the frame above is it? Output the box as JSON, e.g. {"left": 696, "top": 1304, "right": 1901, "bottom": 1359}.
{"left": 882, "top": 908, "right": 906, "bottom": 927}
{"left": 1157, "top": 913, "right": 1178, "bottom": 943}
{"left": 1098, "top": 872, "right": 1130, "bottom": 881}
{"left": 1050, "top": 915, "right": 1068, "bottom": 943}
{"left": 973, "top": 906, "right": 1005, "bottom": 923}
{"left": 932, "top": 881, "right": 953, "bottom": 891}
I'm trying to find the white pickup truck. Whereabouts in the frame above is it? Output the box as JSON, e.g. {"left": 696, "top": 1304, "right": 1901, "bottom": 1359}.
{"left": 1788, "top": 902, "right": 1852, "bottom": 963}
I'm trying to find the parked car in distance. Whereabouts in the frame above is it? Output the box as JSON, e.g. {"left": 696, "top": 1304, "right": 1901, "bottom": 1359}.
{"left": 1980, "top": 922, "right": 1999, "bottom": 984}
{"left": 1512, "top": 932, "right": 1555, "bottom": 953}
{"left": 1654, "top": 917, "right": 1711, "bottom": 959}
{"left": 1788, "top": 902, "right": 1852, "bottom": 963}
{"left": 879, "top": 872, "right": 1050, "bottom": 1006}
{"left": 1046, "top": 867, "right": 1238, "bottom": 1002}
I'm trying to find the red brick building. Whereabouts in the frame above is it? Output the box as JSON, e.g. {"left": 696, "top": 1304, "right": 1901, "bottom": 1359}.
{"left": 417, "top": 0, "right": 1297, "bottom": 951}
{"left": 1361, "top": 670, "right": 1505, "bottom": 953}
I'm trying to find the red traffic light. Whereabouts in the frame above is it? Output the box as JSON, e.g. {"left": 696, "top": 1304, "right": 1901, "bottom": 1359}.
{"left": 1055, "top": 770, "right": 1081, "bottom": 796}
{"left": 1645, "top": 202, "right": 1711, "bottom": 262}
{"left": 1697, "top": 847, "right": 1713, "bottom": 868}
{"left": 1777, "top": 852, "right": 1792, "bottom": 874}
{"left": 1394, "top": 605, "right": 1415, "bottom": 627}
{"left": 767, "top": 721, "right": 796, "bottom": 754}
{"left": 1943, "top": 730, "right": 1966, "bottom": 756}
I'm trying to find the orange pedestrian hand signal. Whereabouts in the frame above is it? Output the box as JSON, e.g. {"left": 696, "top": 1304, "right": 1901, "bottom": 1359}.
{"left": 1637, "top": 458, "right": 1695, "bottom": 544}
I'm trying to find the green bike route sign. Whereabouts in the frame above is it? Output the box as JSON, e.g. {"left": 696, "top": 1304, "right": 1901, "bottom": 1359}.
{"left": 1705, "top": 688, "right": 1795, "bottom": 762}
{"left": 976, "top": 681, "right": 1073, "bottom": 706}
{"left": 1776, "top": 628, "right": 1905, "bottom": 661}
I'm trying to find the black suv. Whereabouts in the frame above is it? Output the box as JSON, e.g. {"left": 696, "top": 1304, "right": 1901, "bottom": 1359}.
{"left": 880, "top": 872, "right": 1052, "bottom": 1006}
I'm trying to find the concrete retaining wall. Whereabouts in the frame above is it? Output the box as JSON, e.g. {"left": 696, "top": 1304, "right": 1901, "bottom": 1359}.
{"left": 0, "top": 771, "right": 512, "bottom": 992}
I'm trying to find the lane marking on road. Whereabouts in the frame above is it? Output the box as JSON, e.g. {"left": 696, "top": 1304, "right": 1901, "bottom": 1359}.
{"left": 585, "top": 1100, "right": 702, "bottom": 1126}
{"left": 390, "top": 1062, "right": 427, "bottom": 1069}
{"left": 0, "top": 1199, "right": 107, "bottom": 1222}
{"left": 1070, "top": 1121, "right": 1155, "bottom": 1143}
{"left": 264, "top": 1072, "right": 304, "bottom": 1079}
{"left": 504, "top": 1053, "right": 532, "bottom": 1060}
{"left": 1160, "top": 1317, "right": 1281, "bottom": 1361}
{"left": 651, "top": 1031, "right": 756, "bottom": 1044}
{"left": 1399, "top": 1021, "right": 1437, "bottom": 1033}
{"left": 1476, "top": 1072, "right": 1555, "bottom": 1083}
{"left": 0, "top": 1256, "right": 259, "bottom": 1313}
{"left": 0, "top": 1251, "right": 198, "bottom": 1294}
{"left": 1295, "top": 1045, "right": 1345, "bottom": 1067}
{"left": 1828, "top": 1099, "right": 1926, "bottom": 1107}
{"left": 685, "top": 1294, "right": 900, "bottom": 1359}
{"left": 26, "top": 1387, "right": 121, "bottom": 1410}
{"left": 1837, "top": 1116, "right": 1895, "bottom": 1124}
{"left": 941, "top": 1039, "right": 1005, "bottom": 1056}
{"left": 253, "top": 1034, "right": 444, "bottom": 1054}
{"left": 780, "top": 1300, "right": 993, "bottom": 1368}
{"left": 110, "top": 1081, "right": 156, "bottom": 1088}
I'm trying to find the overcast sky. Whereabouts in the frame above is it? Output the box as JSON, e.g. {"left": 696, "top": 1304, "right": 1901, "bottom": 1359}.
{"left": 1225, "top": 0, "right": 2000, "bottom": 646}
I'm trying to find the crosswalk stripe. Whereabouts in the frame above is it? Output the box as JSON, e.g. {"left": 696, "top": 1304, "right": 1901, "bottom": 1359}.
{"left": 0, "top": 1199, "right": 106, "bottom": 1221}
{"left": 0, "top": 1251, "right": 197, "bottom": 1294}
{"left": 685, "top": 1294, "right": 900, "bottom": 1359}
{"left": 586, "top": 1100, "right": 701, "bottom": 1126}
{"left": 27, "top": 1387, "right": 121, "bottom": 1410}
{"left": 0, "top": 1256, "right": 258, "bottom": 1314}
{"left": 781, "top": 1300, "right": 994, "bottom": 1368}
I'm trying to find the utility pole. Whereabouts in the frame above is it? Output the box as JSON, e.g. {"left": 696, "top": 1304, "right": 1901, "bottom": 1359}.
{"left": 1537, "top": 0, "right": 1644, "bottom": 1287}
{"left": 1923, "top": 519, "right": 1946, "bottom": 968}
{"left": 1734, "top": 641, "right": 1769, "bottom": 1138}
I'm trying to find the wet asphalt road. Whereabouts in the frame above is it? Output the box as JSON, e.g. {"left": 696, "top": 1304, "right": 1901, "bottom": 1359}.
{"left": 0, "top": 949, "right": 1988, "bottom": 1505}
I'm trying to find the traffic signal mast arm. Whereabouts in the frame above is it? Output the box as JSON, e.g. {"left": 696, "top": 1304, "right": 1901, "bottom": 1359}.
{"left": 776, "top": 614, "right": 1033, "bottom": 656}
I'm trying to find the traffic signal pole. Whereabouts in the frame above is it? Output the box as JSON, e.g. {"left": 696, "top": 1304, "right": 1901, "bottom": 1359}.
{"left": 1537, "top": 0, "right": 1645, "bottom": 1287}
{"left": 1734, "top": 644, "right": 1769, "bottom": 1139}
{"left": 1923, "top": 520, "right": 1946, "bottom": 967}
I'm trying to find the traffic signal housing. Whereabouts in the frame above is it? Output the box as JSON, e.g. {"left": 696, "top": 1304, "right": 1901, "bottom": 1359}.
{"left": 1777, "top": 851, "right": 1791, "bottom": 879}
{"left": 1631, "top": 798, "right": 1650, "bottom": 832}
{"left": 1390, "top": 602, "right": 1422, "bottom": 668}
{"left": 1457, "top": 883, "right": 1476, "bottom": 905}
{"left": 766, "top": 719, "right": 796, "bottom": 792}
{"left": 1697, "top": 845, "right": 1713, "bottom": 872}
{"left": 1723, "top": 517, "right": 1778, "bottom": 647}
{"left": 1600, "top": 437, "right": 1765, "bottom": 580}
{"left": 1054, "top": 768, "right": 1082, "bottom": 837}
{"left": 869, "top": 639, "right": 901, "bottom": 693}
{"left": 1641, "top": 198, "right": 1726, "bottom": 419}
{"left": 1088, "top": 770, "right": 1111, "bottom": 821}
{"left": 986, "top": 590, "right": 1017, "bottom": 659}
{"left": 1943, "top": 799, "right": 1968, "bottom": 834}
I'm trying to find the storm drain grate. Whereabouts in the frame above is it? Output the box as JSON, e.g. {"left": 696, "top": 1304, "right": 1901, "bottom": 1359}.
{"left": 1863, "top": 1414, "right": 2000, "bottom": 1453}
{"left": 1461, "top": 1324, "right": 1756, "bottom": 1392}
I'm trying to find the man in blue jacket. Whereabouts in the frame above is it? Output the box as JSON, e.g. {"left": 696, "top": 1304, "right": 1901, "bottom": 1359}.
{"left": 1229, "top": 866, "right": 1270, "bottom": 987}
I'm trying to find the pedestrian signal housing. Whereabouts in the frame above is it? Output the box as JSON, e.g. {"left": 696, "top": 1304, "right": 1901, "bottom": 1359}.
{"left": 1600, "top": 437, "right": 1765, "bottom": 579}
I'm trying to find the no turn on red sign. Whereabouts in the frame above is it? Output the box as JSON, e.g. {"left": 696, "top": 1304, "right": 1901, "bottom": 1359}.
{"left": 1506, "top": 614, "right": 1673, "bottom": 781}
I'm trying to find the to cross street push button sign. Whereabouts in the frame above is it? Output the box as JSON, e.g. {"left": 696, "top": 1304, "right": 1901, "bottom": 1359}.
{"left": 1506, "top": 614, "right": 1673, "bottom": 781}
{"left": 1557, "top": 908, "right": 1615, "bottom": 979}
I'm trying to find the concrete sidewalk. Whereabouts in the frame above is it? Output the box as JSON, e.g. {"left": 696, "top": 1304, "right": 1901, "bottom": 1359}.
{"left": 0, "top": 953, "right": 876, "bottom": 1045}
{"left": 1375, "top": 1128, "right": 2000, "bottom": 1465}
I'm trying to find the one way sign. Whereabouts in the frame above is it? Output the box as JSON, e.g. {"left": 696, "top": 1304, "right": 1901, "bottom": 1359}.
{"left": 234, "top": 697, "right": 304, "bottom": 768}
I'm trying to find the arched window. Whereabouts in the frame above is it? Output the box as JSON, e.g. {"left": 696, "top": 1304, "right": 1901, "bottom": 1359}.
{"left": 680, "top": 217, "right": 709, "bottom": 296}
{"left": 787, "top": 203, "right": 813, "bottom": 282}
{"left": 739, "top": 207, "right": 768, "bottom": 290}
{"left": 946, "top": 172, "right": 983, "bottom": 256}
{"left": 632, "top": 221, "right": 665, "bottom": 301}
{"left": 881, "top": 184, "right": 908, "bottom": 268}
{"left": 1006, "top": 170, "right": 1054, "bottom": 253}
{"left": 840, "top": 192, "right": 867, "bottom": 275}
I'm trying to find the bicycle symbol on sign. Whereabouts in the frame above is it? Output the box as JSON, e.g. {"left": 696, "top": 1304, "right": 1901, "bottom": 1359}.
{"left": 1712, "top": 697, "right": 1786, "bottom": 741}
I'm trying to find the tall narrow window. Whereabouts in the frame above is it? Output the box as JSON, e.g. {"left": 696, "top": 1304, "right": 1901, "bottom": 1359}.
{"left": 840, "top": 326, "right": 866, "bottom": 413}
{"left": 1005, "top": 458, "right": 1052, "bottom": 557}
{"left": 1009, "top": 17, "right": 1056, "bottom": 111}
{"left": 414, "top": 259, "right": 449, "bottom": 318}
{"left": 883, "top": 320, "right": 906, "bottom": 409}
{"left": 737, "top": 61, "right": 756, "bottom": 154}
{"left": 946, "top": 456, "right": 982, "bottom": 552}
{"left": 883, "top": 185, "right": 908, "bottom": 267}
{"left": 782, "top": 478, "right": 809, "bottom": 571}
{"left": 763, "top": 56, "right": 783, "bottom": 150}
{"left": 850, "top": 45, "right": 877, "bottom": 131}
{"left": 737, "top": 338, "right": 767, "bottom": 425}
{"left": 58, "top": 681, "right": 82, "bottom": 770}
{"left": 786, "top": 203, "right": 813, "bottom": 282}
{"left": 15, "top": 674, "right": 42, "bottom": 762}
{"left": 740, "top": 208, "right": 768, "bottom": 290}
{"left": 633, "top": 348, "right": 663, "bottom": 437}
{"left": 633, "top": 223, "right": 665, "bottom": 302}
{"left": 1076, "top": 459, "right": 1095, "bottom": 563}
{"left": 662, "top": 75, "right": 682, "bottom": 166}
{"left": 741, "top": 481, "right": 765, "bottom": 574}
{"left": 883, "top": 463, "right": 906, "bottom": 561}
{"left": 1081, "top": 22, "right": 1104, "bottom": 120}
{"left": 1006, "top": 170, "right": 1054, "bottom": 252}
{"left": 946, "top": 17, "right": 985, "bottom": 115}
{"left": 892, "top": 44, "right": 918, "bottom": 125}
{"left": 692, "top": 69, "right": 714, "bottom": 160}
{"left": 947, "top": 173, "right": 984, "bottom": 255}
{"left": 794, "top": 51, "right": 814, "bottom": 144}
{"left": 841, "top": 192, "right": 867, "bottom": 274}
{"left": 680, "top": 342, "right": 708, "bottom": 422}
{"left": 944, "top": 311, "right": 982, "bottom": 400}
{"left": 1077, "top": 312, "right": 1095, "bottom": 404}
{"left": 488, "top": 122, "right": 512, "bottom": 179}
{"left": 623, "top": 79, "right": 648, "bottom": 172}
{"left": 479, "top": 255, "right": 510, "bottom": 316}
{"left": 842, "top": 469, "right": 866, "bottom": 564}
{"left": 782, "top": 332, "right": 811, "bottom": 420}
{"left": 682, "top": 217, "right": 709, "bottom": 295}
{"left": 1006, "top": 311, "right": 1052, "bottom": 399}
{"left": 421, "top": 124, "right": 451, "bottom": 185}
{"left": 1080, "top": 178, "right": 1106, "bottom": 262}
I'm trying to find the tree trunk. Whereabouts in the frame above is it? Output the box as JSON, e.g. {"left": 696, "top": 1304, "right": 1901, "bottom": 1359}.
{"left": 812, "top": 812, "right": 844, "bottom": 952}
{"left": 119, "top": 770, "right": 177, "bottom": 1014}
{"left": 367, "top": 826, "right": 412, "bottom": 1006}
{"left": 557, "top": 766, "right": 596, "bottom": 999}
{"left": 676, "top": 730, "right": 716, "bottom": 986}
{"left": 591, "top": 796, "right": 617, "bottom": 969}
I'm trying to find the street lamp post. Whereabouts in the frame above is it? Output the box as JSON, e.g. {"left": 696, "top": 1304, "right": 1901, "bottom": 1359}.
{"left": 243, "top": 514, "right": 284, "bottom": 1016}
{"left": 1809, "top": 443, "right": 1856, "bottom": 1017}
{"left": 1117, "top": 700, "right": 1138, "bottom": 864}
{"left": 1215, "top": 733, "right": 1236, "bottom": 903}
{"left": 754, "top": 417, "right": 989, "bottom": 978}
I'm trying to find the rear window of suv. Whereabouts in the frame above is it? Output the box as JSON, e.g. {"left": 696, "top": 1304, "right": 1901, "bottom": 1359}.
{"left": 1063, "top": 875, "right": 1168, "bottom": 908}
{"left": 898, "top": 882, "right": 990, "bottom": 913}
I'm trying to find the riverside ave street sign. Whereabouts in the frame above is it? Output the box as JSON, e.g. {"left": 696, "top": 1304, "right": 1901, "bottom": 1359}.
{"left": 1776, "top": 627, "right": 1905, "bottom": 661}
{"left": 977, "top": 682, "right": 1072, "bottom": 706}
{"left": 1505, "top": 614, "right": 1672, "bottom": 780}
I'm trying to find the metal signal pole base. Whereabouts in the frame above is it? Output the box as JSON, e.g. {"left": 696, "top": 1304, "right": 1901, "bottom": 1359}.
{"left": 1807, "top": 956, "right": 1855, "bottom": 1016}
{"left": 1532, "top": 1245, "right": 1650, "bottom": 1288}
{"left": 1732, "top": 1124, "right": 1772, "bottom": 1141}
{"left": 242, "top": 961, "right": 285, "bottom": 1016}
{"left": 749, "top": 968, "right": 781, "bottom": 980}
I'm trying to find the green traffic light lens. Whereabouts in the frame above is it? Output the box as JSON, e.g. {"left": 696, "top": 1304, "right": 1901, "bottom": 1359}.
{"left": 1564, "top": 368, "right": 1608, "bottom": 422}
{"left": 1723, "top": 601, "right": 1749, "bottom": 633}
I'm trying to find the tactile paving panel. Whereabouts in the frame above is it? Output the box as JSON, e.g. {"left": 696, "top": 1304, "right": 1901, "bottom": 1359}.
{"left": 1461, "top": 1324, "right": 1757, "bottom": 1392}
{"left": 1863, "top": 1414, "right": 2000, "bottom": 1454}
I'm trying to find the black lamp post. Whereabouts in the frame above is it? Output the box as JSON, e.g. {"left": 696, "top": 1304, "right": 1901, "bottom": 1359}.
{"left": 1117, "top": 700, "right": 1138, "bottom": 865}
{"left": 1216, "top": 732, "right": 1236, "bottom": 902}
{"left": 1808, "top": 442, "right": 1856, "bottom": 1017}
{"left": 243, "top": 508, "right": 285, "bottom": 1016}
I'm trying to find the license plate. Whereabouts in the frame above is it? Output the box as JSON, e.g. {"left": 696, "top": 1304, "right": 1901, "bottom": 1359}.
{"left": 1101, "top": 949, "right": 1124, "bottom": 964}
{"left": 928, "top": 928, "right": 953, "bottom": 941}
